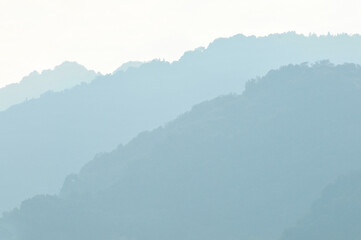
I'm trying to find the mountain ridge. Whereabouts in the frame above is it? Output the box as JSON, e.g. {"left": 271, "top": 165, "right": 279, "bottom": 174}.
{"left": 2, "top": 32, "right": 361, "bottom": 214}
{"left": 0, "top": 61, "right": 99, "bottom": 111}
{"left": 2, "top": 62, "right": 361, "bottom": 240}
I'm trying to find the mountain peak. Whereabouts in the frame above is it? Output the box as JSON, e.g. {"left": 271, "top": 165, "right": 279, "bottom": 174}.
{"left": 113, "top": 61, "right": 144, "bottom": 74}
{"left": 0, "top": 61, "right": 99, "bottom": 111}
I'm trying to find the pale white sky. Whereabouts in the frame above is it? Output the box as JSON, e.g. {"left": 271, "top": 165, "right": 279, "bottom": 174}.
{"left": 0, "top": 0, "right": 360, "bottom": 87}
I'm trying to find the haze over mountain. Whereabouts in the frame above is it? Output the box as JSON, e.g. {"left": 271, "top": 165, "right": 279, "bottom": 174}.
{"left": 113, "top": 61, "right": 145, "bottom": 74}
{"left": 3, "top": 32, "right": 361, "bottom": 214}
{"left": 281, "top": 171, "right": 361, "bottom": 240}
{"left": 1, "top": 62, "right": 361, "bottom": 240}
{"left": 0, "top": 62, "right": 99, "bottom": 111}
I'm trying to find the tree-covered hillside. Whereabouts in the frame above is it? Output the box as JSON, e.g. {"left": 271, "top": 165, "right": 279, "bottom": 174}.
{"left": 1, "top": 62, "right": 361, "bottom": 240}
{"left": 2, "top": 33, "right": 361, "bottom": 213}
{"left": 281, "top": 171, "right": 361, "bottom": 240}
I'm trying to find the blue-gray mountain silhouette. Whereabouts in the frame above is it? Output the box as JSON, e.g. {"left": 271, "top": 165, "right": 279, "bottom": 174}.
{"left": 113, "top": 61, "right": 145, "bottom": 74}
{"left": 0, "top": 61, "right": 99, "bottom": 111}
{"left": 3, "top": 33, "right": 361, "bottom": 214}
{"left": 281, "top": 171, "right": 361, "bottom": 240}
{"left": 1, "top": 62, "right": 361, "bottom": 240}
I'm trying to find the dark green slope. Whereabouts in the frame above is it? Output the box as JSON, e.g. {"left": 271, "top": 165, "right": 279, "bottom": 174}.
{"left": 2, "top": 62, "right": 361, "bottom": 240}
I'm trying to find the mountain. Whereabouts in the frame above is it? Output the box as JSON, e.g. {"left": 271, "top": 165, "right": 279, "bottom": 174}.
{"left": 0, "top": 61, "right": 99, "bottom": 111}
{"left": 113, "top": 61, "right": 144, "bottom": 73}
{"left": 3, "top": 32, "right": 361, "bottom": 214}
{"left": 281, "top": 171, "right": 361, "bottom": 240}
{"left": 1, "top": 62, "right": 361, "bottom": 240}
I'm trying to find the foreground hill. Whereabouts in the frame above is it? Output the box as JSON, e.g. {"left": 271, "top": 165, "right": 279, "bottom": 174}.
{"left": 0, "top": 61, "right": 99, "bottom": 111}
{"left": 1, "top": 63, "right": 361, "bottom": 240}
{"left": 3, "top": 33, "right": 361, "bottom": 213}
{"left": 281, "top": 171, "right": 361, "bottom": 240}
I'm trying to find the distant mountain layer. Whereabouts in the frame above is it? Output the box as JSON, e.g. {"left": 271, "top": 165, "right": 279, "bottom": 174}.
{"left": 281, "top": 171, "right": 361, "bottom": 240}
{"left": 1, "top": 63, "right": 361, "bottom": 240}
{"left": 3, "top": 33, "right": 361, "bottom": 214}
{"left": 113, "top": 61, "right": 144, "bottom": 74}
{"left": 0, "top": 61, "right": 99, "bottom": 111}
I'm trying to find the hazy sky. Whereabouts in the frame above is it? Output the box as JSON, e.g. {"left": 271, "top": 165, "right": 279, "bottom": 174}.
{"left": 0, "top": 0, "right": 360, "bottom": 87}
